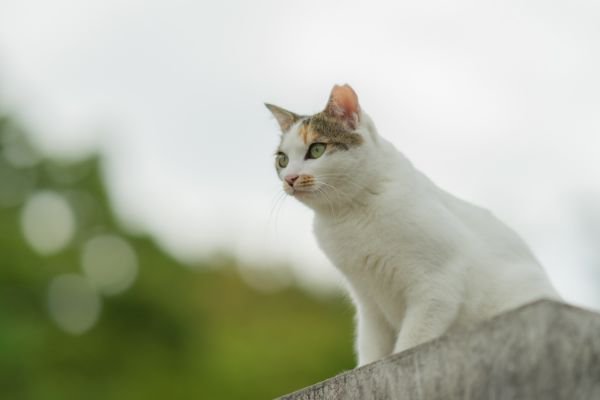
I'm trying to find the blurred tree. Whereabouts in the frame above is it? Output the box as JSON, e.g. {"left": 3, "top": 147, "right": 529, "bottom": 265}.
{"left": 0, "top": 113, "right": 354, "bottom": 400}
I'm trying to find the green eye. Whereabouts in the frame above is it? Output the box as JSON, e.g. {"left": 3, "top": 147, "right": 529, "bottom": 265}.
{"left": 276, "top": 153, "right": 289, "bottom": 168}
{"left": 307, "top": 143, "right": 326, "bottom": 159}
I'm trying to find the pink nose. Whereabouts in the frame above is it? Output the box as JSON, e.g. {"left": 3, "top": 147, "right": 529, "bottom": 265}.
{"left": 285, "top": 174, "right": 299, "bottom": 187}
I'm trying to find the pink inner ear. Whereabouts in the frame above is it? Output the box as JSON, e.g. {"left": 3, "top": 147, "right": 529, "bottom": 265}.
{"left": 326, "top": 84, "right": 360, "bottom": 127}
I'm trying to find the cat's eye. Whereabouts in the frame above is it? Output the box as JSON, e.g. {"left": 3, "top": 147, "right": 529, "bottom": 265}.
{"left": 276, "top": 153, "right": 289, "bottom": 168}
{"left": 307, "top": 143, "right": 326, "bottom": 159}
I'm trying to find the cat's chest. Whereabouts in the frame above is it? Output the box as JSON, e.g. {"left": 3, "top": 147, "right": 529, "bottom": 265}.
{"left": 313, "top": 213, "right": 405, "bottom": 273}
{"left": 314, "top": 213, "right": 412, "bottom": 325}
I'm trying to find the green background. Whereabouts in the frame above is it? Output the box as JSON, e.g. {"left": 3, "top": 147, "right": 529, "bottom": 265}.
{"left": 0, "top": 114, "right": 355, "bottom": 399}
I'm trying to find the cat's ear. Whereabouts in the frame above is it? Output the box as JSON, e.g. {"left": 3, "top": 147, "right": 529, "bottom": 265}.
{"left": 324, "top": 84, "right": 360, "bottom": 130}
{"left": 264, "top": 103, "right": 301, "bottom": 132}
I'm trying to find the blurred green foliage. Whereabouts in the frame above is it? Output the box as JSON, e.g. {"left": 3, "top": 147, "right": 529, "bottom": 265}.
{"left": 0, "top": 114, "right": 354, "bottom": 399}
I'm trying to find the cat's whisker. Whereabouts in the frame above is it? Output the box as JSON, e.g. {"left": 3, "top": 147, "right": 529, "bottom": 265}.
{"left": 269, "top": 189, "right": 285, "bottom": 211}
{"left": 316, "top": 173, "right": 371, "bottom": 192}
{"left": 268, "top": 190, "right": 285, "bottom": 220}
{"left": 275, "top": 191, "right": 289, "bottom": 225}
{"left": 264, "top": 190, "right": 284, "bottom": 239}
{"left": 268, "top": 190, "right": 288, "bottom": 234}
{"left": 316, "top": 186, "right": 336, "bottom": 218}
{"left": 317, "top": 172, "right": 366, "bottom": 184}
{"left": 317, "top": 181, "right": 353, "bottom": 203}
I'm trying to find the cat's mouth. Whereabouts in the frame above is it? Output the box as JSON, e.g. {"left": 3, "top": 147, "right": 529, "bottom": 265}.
{"left": 284, "top": 185, "right": 317, "bottom": 197}
{"left": 283, "top": 175, "right": 319, "bottom": 197}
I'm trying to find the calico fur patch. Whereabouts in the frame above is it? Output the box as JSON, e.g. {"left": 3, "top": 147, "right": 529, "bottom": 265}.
{"left": 299, "top": 113, "right": 363, "bottom": 149}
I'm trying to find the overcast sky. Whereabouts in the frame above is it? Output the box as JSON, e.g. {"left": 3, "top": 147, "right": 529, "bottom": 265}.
{"left": 1, "top": 0, "right": 599, "bottom": 306}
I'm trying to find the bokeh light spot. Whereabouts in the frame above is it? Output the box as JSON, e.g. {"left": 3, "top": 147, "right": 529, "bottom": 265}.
{"left": 81, "top": 234, "right": 138, "bottom": 295}
{"left": 47, "top": 274, "right": 102, "bottom": 335}
{"left": 21, "top": 191, "right": 76, "bottom": 255}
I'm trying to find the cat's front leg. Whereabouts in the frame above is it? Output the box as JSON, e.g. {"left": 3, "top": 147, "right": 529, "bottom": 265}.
{"left": 393, "top": 296, "right": 460, "bottom": 354}
{"left": 355, "top": 299, "right": 395, "bottom": 367}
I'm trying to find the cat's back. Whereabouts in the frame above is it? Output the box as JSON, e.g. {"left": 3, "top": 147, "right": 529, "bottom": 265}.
{"left": 432, "top": 182, "right": 539, "bottom": 263}
{"left": 426, "top": 179, "right": 561, "bottom": 308}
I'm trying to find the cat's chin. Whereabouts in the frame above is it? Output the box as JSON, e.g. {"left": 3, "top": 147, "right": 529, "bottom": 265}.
{"left": 287, "top": 189, "right": 319, "bottom": 204}
{"left": 283, "top": 184, "right": 331, "bottom": 208}
{"left": 289, "top": 190, "right": 314, "bottom": 198}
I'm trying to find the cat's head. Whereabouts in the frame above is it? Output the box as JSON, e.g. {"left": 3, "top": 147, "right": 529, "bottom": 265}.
{"left": 266, "top": 84, "right": 380, "bottom": 211}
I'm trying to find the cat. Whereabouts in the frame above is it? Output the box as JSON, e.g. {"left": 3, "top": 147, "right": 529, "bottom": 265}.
{"left": 266, "top": 84, "right": 560, "bottom": 367}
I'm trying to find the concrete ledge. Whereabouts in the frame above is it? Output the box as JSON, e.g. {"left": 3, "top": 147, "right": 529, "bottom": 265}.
{"left": 277, "top": 300, "right": 600, "bottom": 400}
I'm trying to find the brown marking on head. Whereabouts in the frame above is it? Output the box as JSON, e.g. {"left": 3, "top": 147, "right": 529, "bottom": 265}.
{"left": 270, "top": 84, "right": 363, "bottom": 156}
{"left": 299, "top": 113, "right": 363, "bottom": 148}
{"left": 297, "top": 119, "right": 312, "bottom": 145}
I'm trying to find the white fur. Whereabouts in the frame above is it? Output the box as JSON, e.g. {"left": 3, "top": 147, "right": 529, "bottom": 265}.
{"left": 276, "top": 110, "right": 560, "bottom": 367}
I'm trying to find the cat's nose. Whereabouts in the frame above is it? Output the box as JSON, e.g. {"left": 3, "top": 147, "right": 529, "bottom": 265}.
{"left": 285, "top": 174, "right": 299, "bottom": 187}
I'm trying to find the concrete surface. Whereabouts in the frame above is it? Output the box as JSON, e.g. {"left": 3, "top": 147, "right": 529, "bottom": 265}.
{"left": 277, "top": 300, "right": 600, "bottom": 400}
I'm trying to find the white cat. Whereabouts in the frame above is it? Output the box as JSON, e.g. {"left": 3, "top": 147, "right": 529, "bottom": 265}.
{"left": 266, "top": 84, "right": 560, "bottom": 367}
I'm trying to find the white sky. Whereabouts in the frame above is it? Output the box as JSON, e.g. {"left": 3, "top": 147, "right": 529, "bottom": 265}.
{"left": 1, "top": 0, "right": 599, "bottom": 306}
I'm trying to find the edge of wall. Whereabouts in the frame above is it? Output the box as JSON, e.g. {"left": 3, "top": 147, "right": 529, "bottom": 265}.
{"left": 277, "top": 300, "right": 600, "bottom": 400}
